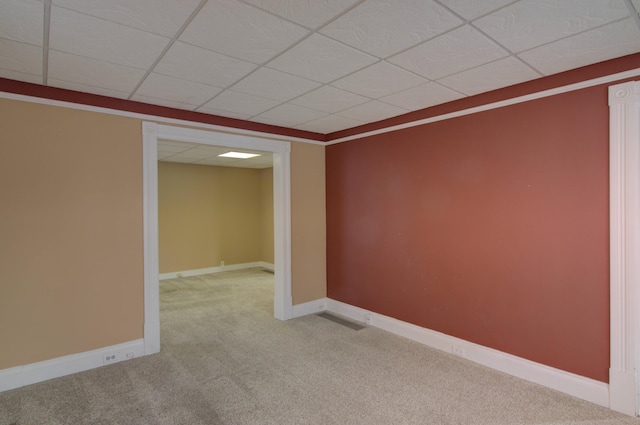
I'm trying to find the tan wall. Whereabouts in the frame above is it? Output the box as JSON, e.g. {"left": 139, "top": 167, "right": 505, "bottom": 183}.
{"left": 158, "top": 162, "right": 274, "bottom": 273}
{"left": 291, "top": 142, "right": 327, "bottom": 304}
{"left": 0, "top": 96, "right": 327, "bottom": 371}
{"left": 0, "top": 98, "right": 144, "bottom": 370}
{"left": 260, "top": 168, "right": 274, "bottom": 264}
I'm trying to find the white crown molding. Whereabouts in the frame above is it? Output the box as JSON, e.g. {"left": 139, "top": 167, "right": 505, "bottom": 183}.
{"left": 608, "top": 80, "right": 640, "bottom": 416}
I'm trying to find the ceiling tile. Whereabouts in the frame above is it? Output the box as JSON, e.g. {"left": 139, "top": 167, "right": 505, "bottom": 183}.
{"left": 254, "top": 103, "right": 327, "bottom": 126}
{"left": 380, "top": 82, "right": 464, "bottom": 110}
{"left": 632, "top": 0, "right": 640, "bottom": 11}
{"left": 49, "top": 6, "right": 170, "bottom": 69}
{"left": 337, "top": 100, "right": 408, "bottom": 122}
{"left": 200, "top": 90, "right": 281, "bottom": 116}
{"left": 133, "top": 73, "right": 222, "bottom": 109}
{"left": 196, "top": 107, "right": 253, "bottom": 121}
{"left": 178, "top": 0, "right": 308, "bottom": 64}
{"left": 295, "top": 114, "right": 364, "bottom": 133}
{"left": 0, "top": 69, "right": 42, "bottom": 84}
{"left": 0, "top": 0, "right": 43, "bottom": 45}
{"left": 331, "top": 61, "right": 427, "bottom": 98}
{"left": 437, "top": 0, "right": 516, "bottom": 20}
{"left": 290, "top": 85, "right": 369, "bottom": 113}
{"left": 438, "top": 56, "right": 540, "bottom": 96}
{"left": 231, "top": 67, "right": 321, "bottom": 101}
{"left": 153, "top": 42, "right": 257, "bottom": 88}
{"left": 320, "top": 0, "right": 462, "bottom": 58}
{"left": 251, "top": 116, "right": 296, "bottom": 128}
{"left": 518, "top": 18, "right": 640, "bottom": 76}
{"left": 267, "top": 34, "right": 378, "bottom": 83}
{"left": 474, "top": 0, "right": 630, "bottom": 53}
{"left": 241, "top": 0, "right": 361, "bottom": 29}
{"left": 0, "top": 38, "right": 42, "bottom": 75}
{"left": 49, "top": 78, "right": 130, "bottom": 98}
{"left": 48, "top": 49, "right": 146, "bottom": 93}
{"left": 51, "top": 0, "right": 201, "bottom": 37}
{"left": 388, "top": 25, "right": 507, "bottom": 79}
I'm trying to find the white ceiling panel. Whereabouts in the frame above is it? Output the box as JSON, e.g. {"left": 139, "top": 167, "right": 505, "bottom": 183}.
{"left": 518, "top": 18, "right": 640, "bottom": 76}
{"left": 231, "top": 67, "right": 321, "bottom": 101}
{"left": 0, "top": 68, "right": 42, "bottom": 84}
{"left": 437, "top": 0, "right": 517, "bottom": 20}
{"left": 0, "top": 0, "right": 43, "bottom": 45}
{"left": 133, "top": 73, "right": 222, "bottom": 109}
{"left": 199, "top": 90, "right": 281, "bottom": 116}
{"left": 2, "top": 0, "right": 639, "bottom": 136}
{"left": 178, "top": 0, "right": 308, "bottom": 64}
{"left": 49, "top": 7, "right": 170, "bottom": 69}
{"left": 389, "top": 26, "right": 508, "bottom": 80}
{"left": 242, "top": 0, "right": 361, "bottom": 29}
{"left": 380, "top": 82, "right": 464, "bottom": 110}
{"left": 321, "top": 0, "right": 463, "bottom": 58}
{"left": 267, "top": 34, "right": 378, "bottom": 83}
{"left": 51, "top": 0, "right": 201, "bottom": 37}
{"left": 332, "top": 61, "right": 427, "bottom": 98}
{"left": 290, "top": 85, "right": 369, "bottom": 113}
{"left": 48, "top": 50, "right": 146, "bottom": 93}
{"left": 49, "top": 78, "right": 130, "bottom": 99}
{"left": 474, "top": 0, "right": 630, "bottom": 53}
{"left": 438, "top": 56, "right": 540, "bottom": 96}
{"left": 154, "top": 42, "right": 257, "bottom": 88}
{"left": 0, "top": 38, "right": 42, "bottom": 75}
{"left": 337, "top": 100, "right": 408, "bottom": 123}
{"left": 295, "top": 114, "right": 365, "bottom": 133}
{"left": 254, "top": 103, "right": 327, "bottom": 126}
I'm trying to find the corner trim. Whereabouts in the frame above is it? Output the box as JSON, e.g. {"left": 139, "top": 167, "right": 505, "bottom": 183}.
{"left": 0, "top": 339, "right": 145, "bottom": 392}
{"left": 325, "top": 299, "right": 609, "bottom": 408}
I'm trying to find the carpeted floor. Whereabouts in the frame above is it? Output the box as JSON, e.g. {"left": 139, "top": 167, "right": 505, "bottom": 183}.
{"left": 1, "top": 268, "right": 639, "bottom": 424}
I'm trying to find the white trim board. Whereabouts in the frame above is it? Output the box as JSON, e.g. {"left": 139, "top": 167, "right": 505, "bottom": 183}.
{"left": 159, "top": 262, "right": 275, "bottom": 280}
{"left": 324, "top": 299, "right": 609, "bottom": 408}
{"left": 608, "top": 80, "right": 640, "bottom": 416}
{"left": 0, "top": 339, "right": 144, "bottom": 393}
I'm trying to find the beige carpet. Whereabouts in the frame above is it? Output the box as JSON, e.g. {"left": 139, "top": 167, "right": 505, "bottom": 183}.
{"left": 1, "top": 268, "right": 639, "bottom": 424}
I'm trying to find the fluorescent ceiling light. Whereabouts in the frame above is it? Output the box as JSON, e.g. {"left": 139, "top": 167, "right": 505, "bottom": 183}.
{"left": 218, "top": 151, "right": 261, "bottom": 159}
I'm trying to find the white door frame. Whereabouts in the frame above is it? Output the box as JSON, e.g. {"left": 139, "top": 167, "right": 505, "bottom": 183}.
{"left": 141, "top": 122, "right": 293, "bottom": 355}
{"left": 609, "top": 80, "right": 640, "bottom": 416}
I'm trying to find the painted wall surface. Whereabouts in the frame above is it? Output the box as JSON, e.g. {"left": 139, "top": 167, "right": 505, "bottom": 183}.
{"left": 0, "top": 98, "right": 144, "bottom": 370}
{"left": 158, "top": 162, "right": 272, "bottom": 273}
{"left": 291, "top": 142, "right": 327, "bottom": 304}
{"left": 326, "top": 86, "right": 610, "bottom": 382}
{"left": 260, "top": 168, "right": 274, "bottom": 264}
{"left": 0, "top": 97, "right": 327, "bottom": 371}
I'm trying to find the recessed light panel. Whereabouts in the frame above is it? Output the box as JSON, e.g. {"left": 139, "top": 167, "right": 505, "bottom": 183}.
{"left": 218, "top": 151, "right": 261, "bottom": 159}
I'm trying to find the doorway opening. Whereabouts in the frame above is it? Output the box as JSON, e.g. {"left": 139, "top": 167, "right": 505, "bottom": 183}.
{"left": 142, "top": 122, "right": 292, "bottom": 356}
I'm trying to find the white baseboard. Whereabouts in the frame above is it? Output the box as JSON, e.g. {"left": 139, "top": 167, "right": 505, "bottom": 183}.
{"left": 291, "top": 297, "right": 328, "bottom": 318}
{"left": 159, "top": 262, "right": 275, "bottom": 280}
{"left": 325, "top": 298, "right": 610, "bottom": 408}
{"left": 0, "top": 339, "right": 145, "bottom": 393}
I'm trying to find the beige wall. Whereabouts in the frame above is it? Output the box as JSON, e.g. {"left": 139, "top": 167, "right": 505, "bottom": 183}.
{"left": 0, "top": 98, "right": 144, "bottom": 370}
{"left": 291, "top": 142, "right": 327, "bottom": 304}
{"left": 158, "top": 162, "right": 272, "bottom": 273}
{"left": 0, "top": 96, "right": 326, "bottom": 371}
{"left": 260, "top": 168, "right": 274, "bottom": 263}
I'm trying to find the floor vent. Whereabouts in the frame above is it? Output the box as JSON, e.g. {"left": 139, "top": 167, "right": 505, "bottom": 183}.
{"left": 317, "top": 312, "right": 366, "bottom": 330}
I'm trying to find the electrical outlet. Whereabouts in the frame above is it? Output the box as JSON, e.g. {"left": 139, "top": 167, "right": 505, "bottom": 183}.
{"left": 220, "top": 261, "right": 225, "bottom": 267}
{"left": 126, "top": 352, "right": 135, "bottom": 359}
{"left": 452, "top": 346, "right": 465, "bottom": 357}
{"left": 318, "top": 303, "right": 325, "bottom": 310}
{"left": 103, "top": 353, "right": 118, "bottom": 364}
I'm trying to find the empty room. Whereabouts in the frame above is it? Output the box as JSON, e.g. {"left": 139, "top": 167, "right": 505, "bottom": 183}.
{"left": 1, "top": 0, "right": 640, "bottom": 423}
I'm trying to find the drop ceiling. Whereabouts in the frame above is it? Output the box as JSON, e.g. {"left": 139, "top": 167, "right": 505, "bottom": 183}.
{"left": 158, "top": 139, "right": 272, "bottom": 168}
{"left": 1, "top": 0, "right": 640, "bottom": 135}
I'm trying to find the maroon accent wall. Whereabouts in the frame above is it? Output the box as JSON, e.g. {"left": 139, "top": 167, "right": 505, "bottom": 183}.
{"left": 326, "top": 84, "right": 613, "bottom": 382}
{"left": 0, "top": 78, "right": 325, "bottom": 142}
